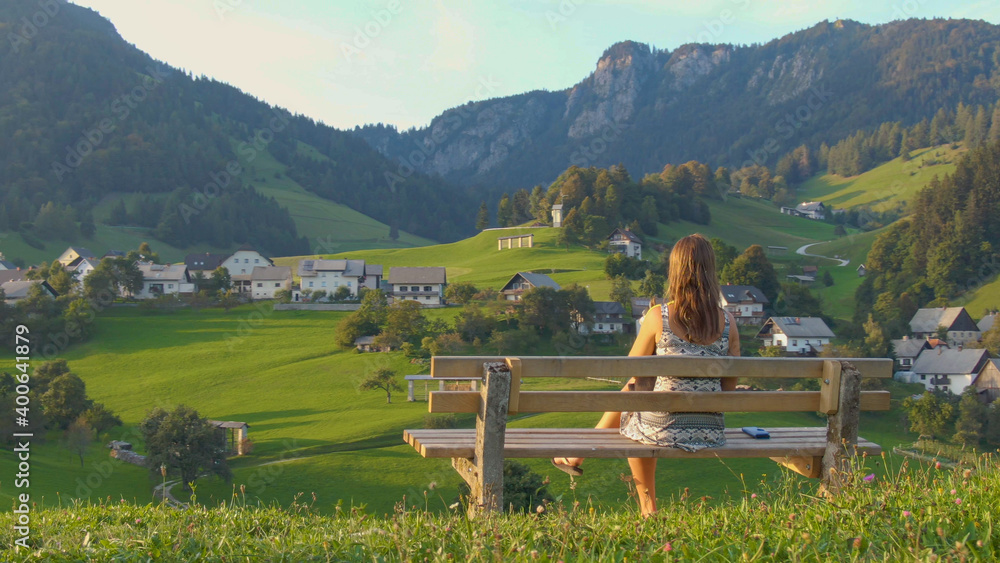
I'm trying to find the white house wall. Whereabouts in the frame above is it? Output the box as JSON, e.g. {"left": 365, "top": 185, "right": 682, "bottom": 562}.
{"left": 224, "top": 251, "right": 270, "bottom": 276}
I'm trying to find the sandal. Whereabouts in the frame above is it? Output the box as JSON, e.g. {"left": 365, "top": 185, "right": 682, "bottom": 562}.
{"left": 551, "top": 458, "right": 584, "bottom": 477}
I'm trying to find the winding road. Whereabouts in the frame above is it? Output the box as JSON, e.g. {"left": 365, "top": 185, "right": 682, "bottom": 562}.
{"left": 796, "top": 242, "right": 850, "bottom": 267}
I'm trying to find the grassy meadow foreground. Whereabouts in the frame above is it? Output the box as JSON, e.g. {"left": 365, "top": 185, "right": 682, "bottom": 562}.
{"left": 1, "top": 455, "right": 995, "bottom": 561}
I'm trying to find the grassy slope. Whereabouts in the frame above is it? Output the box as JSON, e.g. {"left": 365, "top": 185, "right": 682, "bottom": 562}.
{"left": 0, "top": 141, "right": 436, "bottom": 266}
{"left": 958, "top": 275, "right": 1000, "bottom": 318}
{"left": 276, "top": 227, "right": 619, "bottom": 300}
{"left": 237, "top": 140, "right": 436, "bottom": 252}
{"left": 276, "top": 200, "right": 850, "bottom": 302}
{"left": 0, "top": 224, "right": 229, "bottom": 265}
{"left": 5, "top": 445, "right": 993, "bottom": 561}
{"left": 797, "top": 144, "right": 964, "bottom": 212}
{"left": 805, "top": 227, "right": 889, "bottom": 321}
{"left": 652, "top": 197, "right": 843, "bottom": 251}
{"left": 786, "top": 146, "right": 970, "bottom": 321}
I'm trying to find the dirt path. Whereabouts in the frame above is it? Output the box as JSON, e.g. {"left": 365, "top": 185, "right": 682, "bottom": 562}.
{"left": 796, "top": 242, "right": 850, "bottom": 266}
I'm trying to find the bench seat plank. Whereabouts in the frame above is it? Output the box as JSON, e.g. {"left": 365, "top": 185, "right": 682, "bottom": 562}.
{"left": 429, "top": 390, "right": 891, "bottom": 414}
{"left": 404, "top": 427, "right": 882, "bottom": 459}
{"left": 430, "top": 356, "right": 893, "bottom": 380}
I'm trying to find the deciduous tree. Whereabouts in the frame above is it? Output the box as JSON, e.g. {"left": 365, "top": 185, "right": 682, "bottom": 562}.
{"left": 140, "top": 405, "right": 231, "bottom": 491}
{"left": 359, "top": 368, "right": 401, "bottom": 404}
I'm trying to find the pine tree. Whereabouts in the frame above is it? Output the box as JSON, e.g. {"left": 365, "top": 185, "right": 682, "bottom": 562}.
{"left": 475, "top": 202, "right": 489, "bottom": 230}
{"left": 496, "top": 194, "right": 513, "bottom": 227}
{"left": 989, "top": 105, "right": 1000, "bottom": 142}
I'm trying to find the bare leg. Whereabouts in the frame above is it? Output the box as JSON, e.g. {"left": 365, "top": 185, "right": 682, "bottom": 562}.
{"left": 627, "top": 457, "right": 657, "bottom": 516}
{"left": 553, "top": 380, "right": 632, "bottom": 468}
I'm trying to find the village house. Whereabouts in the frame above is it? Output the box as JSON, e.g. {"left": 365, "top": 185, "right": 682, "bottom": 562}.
{"left": 577, "top": 301, "right": 627, "bottom": 335}
{"left": 184, "top": 252, "right": 229, "bottom": 276}
{"left": 780, "top": 201, "right": 827, "bottom": 220}
{"left": 0, "top": 254, "right": 16, "bottom": 270}
{"left": 250, "top": 266, "right": 292, "bottom": 299}
{"left": 910, "top": 347, "right": 992, "bottom": 395}
{"left": 134, "top": 264, "right": 194, "bottom": 299}
{"left": 56, "top": 246, "right": 97, "bottom": 268}
{"left": 756, "top": 316, "right": 835, "bottom": 355}
{"left": 297, "top": 259, "right": 382, "bottom": 297}
{"left": 607, "top": 228, "right": 642, "bottom": 259}
{"left": 891, "top": 336, "right": 932, "bottom": 372}
{"left": 856, "top": 264, "right": 867, "bottom": 277}
{"left": 1, "top": 279, "right": 57, "bottom": 304}
{"left": 71, "top": 257, "right": 100, "bottom": 283}
{"left": 222, "top": 246, "right": 274, "bottom": 294}
{"left": 499, "top": 272, "right": 561, "bottom": 301}
{"left": 388, "top": 267, "right": 447, "bottom": 305}
{"left": 976, "top": 360, "right": 1000, "bottom": 403}
{"left": 909, "top": 307, "right": 981, "bottom": 345}
{"left": 719, "top": 285, "right": 768, "bottom": 325}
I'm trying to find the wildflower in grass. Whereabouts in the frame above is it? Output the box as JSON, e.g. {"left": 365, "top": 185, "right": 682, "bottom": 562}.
{"left": 955, "top": 498, "right": 962, "bottom": 505}
{"left": 902, "top": 510, "right": 911, "bottom": 518}
{"left": 963, "top": 469, "right": 972, "bottom": 478}
{"left": 428, "top": 482, "right": 437, "bottom": 491}
{"left": 751, "top": 493, "right": 757, "bottom": 499}
{"left": 663, "top": 542, "right": 673, "bottom": 552}
{"left": 935, "top": 461, "right": 942, "bottom": 469}
{"left": 863, "top": 474, "right": 875, "bottom": 482}
{"left": 950, "top": 489, "right": 956, "bottom": 495}
{"left": 536, "top": 504, "right": 545, "bottom": 514}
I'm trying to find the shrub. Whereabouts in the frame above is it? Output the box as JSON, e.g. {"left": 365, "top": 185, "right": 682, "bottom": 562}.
{"left": 423, "top": 414, "right": 457, "bottom": 429}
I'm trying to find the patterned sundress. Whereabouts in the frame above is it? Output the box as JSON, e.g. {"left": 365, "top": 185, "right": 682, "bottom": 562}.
{"left": 619, "top": 304, "right": 729, "bottom": 452}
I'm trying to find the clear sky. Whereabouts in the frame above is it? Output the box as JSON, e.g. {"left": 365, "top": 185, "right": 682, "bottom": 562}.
{"left": 70, "top": 0, "right": 1000, "bottom": 131}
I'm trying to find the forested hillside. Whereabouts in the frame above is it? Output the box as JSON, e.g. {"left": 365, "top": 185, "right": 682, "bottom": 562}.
{"left": 357, "top": 19, "right": 1000, "bottom": 190}
{"left": 0, "top": 1, "right": 472, "bottom": 257}
{"left": 856, "top": 139, "right": 1000, "bottom": 333}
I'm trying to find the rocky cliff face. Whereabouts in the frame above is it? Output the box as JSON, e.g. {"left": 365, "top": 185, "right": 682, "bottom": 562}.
{"left": 353, "top": 19, "right": 1000, "bottom": 189}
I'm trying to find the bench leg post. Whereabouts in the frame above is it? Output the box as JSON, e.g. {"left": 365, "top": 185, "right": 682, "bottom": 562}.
{"left": 820, "top": 361, "right": 862, "bottom": 496}
{"left": 465, "top": 361, "right": 511, "bottom": 518}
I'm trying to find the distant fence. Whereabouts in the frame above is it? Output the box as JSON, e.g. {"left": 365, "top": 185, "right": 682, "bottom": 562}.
{"left": 274, "top": 304, "right": 362, "bottom": 311}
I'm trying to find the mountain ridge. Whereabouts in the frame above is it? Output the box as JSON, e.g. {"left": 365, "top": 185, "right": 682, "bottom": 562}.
{"left": 354, "top": 18, "right": 1000, "bottom": 189}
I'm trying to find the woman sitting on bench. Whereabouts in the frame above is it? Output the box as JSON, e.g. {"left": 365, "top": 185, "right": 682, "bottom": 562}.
{"left": 552, "top": 233, "right": 740, "bottom": 516}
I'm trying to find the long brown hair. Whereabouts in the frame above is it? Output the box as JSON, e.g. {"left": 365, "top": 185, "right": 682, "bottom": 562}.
{"left": 667, "top": 234, "right": 722, "bottom": 344}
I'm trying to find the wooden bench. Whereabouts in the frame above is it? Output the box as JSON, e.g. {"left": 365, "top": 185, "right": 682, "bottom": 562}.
{"left": 403, "top": 355, "right": 893, "bottom": 516}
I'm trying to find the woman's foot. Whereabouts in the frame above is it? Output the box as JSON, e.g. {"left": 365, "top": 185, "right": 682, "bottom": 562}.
{"left": 551, "top": 457, "right": 584, "bottom": 476}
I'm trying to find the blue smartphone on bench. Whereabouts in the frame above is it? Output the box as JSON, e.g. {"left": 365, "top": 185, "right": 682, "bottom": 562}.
{"left": 742, "top": 426, "right": 770, "bottom": 439}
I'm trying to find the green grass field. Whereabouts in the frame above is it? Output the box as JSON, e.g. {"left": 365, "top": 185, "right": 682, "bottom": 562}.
{"left": 797, "top": 144, "right": 964, "bottom": 212}
{"left": 0, "top": 224, "right": 230, "bottom": 266}
{"left": 804, "top": 227, "right": 888, "bottom": 321}
{"left": 0, "top": 304, "right": 923, "bottom": 516}
{"left": 652, "top": 197, "right": 844, "bottom": 252}
{"left": 958, "top": 275, "right": 1000, "bottom": 318}
{"left": 235, "top": 140, "right": 436, "bottom": 253}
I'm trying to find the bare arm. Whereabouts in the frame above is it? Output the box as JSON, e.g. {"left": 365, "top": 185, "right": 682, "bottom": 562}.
{"left": 722, "top": 310, "right": 740, "bottom": 391}
{"left": 629, "top": 304, "right": 660, "bottom": 357}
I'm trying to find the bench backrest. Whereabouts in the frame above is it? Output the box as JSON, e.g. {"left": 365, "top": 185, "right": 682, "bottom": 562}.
{"left": 428, "top": 356, "right": 893, "bottom": 416}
